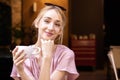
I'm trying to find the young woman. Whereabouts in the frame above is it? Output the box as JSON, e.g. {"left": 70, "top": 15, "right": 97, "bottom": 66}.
{"left": 10, "top": 3, "right": 79, "bottom": 80}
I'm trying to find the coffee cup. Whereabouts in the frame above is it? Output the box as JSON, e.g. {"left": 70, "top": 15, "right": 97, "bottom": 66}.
{"left": 16, "top": 45, "right": 40, "bottom": 57}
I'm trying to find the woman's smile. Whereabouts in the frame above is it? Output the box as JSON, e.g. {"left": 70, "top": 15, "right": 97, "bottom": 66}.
{"left": 45, "top": 31, "right": 54, "bottom": 37}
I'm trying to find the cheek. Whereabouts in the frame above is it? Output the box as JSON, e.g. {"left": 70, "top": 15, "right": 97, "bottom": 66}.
{"left": 37, "top": 20, "right": 45, "bottom": 28}
{"left": 38, "top": 22, "right": 45, "bottom": 30}
{"left": 56, "top": 28, "right": 62, "bottom": 35}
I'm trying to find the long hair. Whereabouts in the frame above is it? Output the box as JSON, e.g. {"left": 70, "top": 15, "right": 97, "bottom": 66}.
{"left": 32, "top": 5, "right": 66, "bottom": 44}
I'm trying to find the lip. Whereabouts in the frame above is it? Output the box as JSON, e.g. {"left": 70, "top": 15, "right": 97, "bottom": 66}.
{"left": 45, "top": 31, "right": 53, "bottom": 36}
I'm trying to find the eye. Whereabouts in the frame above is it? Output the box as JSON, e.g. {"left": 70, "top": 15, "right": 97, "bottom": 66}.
{"left": 44, "top": 19, "right": 50, "bottom": 23}
{"left": 55, "top": 23, "right": 61, "bottom": 27}
{"left": 55, "top": 21, "right": 62, "bottom": 27}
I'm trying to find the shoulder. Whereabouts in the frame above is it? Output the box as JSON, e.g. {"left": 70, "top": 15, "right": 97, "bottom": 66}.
{"left": 56, "top": 45, "right": 75, "bottom": 57}
{"left": 57, "top": 45, "right": 73, "bottom": 52}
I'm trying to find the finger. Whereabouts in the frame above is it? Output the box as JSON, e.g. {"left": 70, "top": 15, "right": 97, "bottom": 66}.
{"left": 51, "top": 40, "right": 54, "bottom": 43}
{"left": 14, "top": 52, "right": 26, "bottom": 64}
{"left": 13, "top": 50, "right": 24, "bottom": 61}
{"left": 36, "top": 47, "right": 41, "bottom": 53}
{"left": 15, "top": 59, "right": 25, "bottom": 66}
{"left": 12, "top": 47, "right": 18, "bottom": 57}
{"left": 41, "top": 39, "right": 54, "bottom": 43}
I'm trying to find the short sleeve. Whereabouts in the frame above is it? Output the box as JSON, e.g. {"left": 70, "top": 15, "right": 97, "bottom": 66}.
{"left": 10, "top": 58, "right": 37, "bottom": 80}
{"left": 56, "top": 49, "right": 79, "bottom": 80}
{"left": 10, "top": 64, "right": 20, "bottom": 79}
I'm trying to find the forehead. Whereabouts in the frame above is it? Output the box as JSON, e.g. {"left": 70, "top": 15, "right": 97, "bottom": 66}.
{"left": 42, "top": 9, "right": 62, "bottom": 21}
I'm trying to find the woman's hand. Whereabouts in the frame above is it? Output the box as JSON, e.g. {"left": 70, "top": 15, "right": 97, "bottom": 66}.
{"left": 41, "top": 39, "right": 55, "bottom": 58}
{"left": 12, "top": 46, "right": 26, "bottom": 71}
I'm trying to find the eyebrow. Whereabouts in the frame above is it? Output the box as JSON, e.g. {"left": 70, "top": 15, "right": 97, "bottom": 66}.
{"left": 44, "top": 17, "right": 61, "bottom": 22}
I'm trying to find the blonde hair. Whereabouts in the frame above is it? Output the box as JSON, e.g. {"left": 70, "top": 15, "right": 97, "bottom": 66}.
{"left": 32, "top": 5, "right": 66, "bottom": 44}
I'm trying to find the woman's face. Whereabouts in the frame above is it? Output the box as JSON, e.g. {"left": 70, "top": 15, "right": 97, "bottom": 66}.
{"left": 37, "top": 9, "right": 63, "bottom": 40}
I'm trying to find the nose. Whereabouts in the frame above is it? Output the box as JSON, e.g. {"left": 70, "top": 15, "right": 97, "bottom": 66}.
{"left": 48, "top": 23, "right": 54, "bottom": 30}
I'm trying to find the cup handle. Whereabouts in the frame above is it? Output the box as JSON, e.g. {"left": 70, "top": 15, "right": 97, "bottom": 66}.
{"left": 31, "top": 47, "right": 41, "bottom": 55}
{"left": 36, "top": 47, "right": 40, "bottom": 53}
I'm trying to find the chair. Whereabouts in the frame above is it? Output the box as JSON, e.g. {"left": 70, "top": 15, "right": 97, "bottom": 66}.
{"left": 107, "top": 46, "right": 120, "bottom": 80}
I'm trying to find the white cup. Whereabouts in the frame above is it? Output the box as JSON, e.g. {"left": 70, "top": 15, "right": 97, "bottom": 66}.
{"left": 16, "top": 45, "right": 40, "bottom": 57}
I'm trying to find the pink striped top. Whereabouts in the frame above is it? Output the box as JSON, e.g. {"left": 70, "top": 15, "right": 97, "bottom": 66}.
{"left": 10, "top": 45, "right": 79, "bottom": 80}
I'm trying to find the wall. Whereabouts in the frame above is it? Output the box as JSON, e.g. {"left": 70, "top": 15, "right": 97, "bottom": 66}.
{"left": 0, "top": 0, "right": 12, "bottom": 46}
{"left": 104, "top": 0, "right": 120, "bottom": 46}
{"left": 69, "top": 0, "right": 104, "bottom": 69}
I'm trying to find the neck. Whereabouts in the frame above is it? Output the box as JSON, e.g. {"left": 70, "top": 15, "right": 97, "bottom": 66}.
{"left": 34, "top": 39, "right": 41, "bottom": 48}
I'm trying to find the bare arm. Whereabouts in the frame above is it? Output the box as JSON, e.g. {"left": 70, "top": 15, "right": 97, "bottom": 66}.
{"left": 39, "top": 57, "right": 51, "bottom": 80}
{"left": 39, "top": 39, "right": 67, "bottom": 80}
{"left": 51, "top": 70, "right": 67, "bottom": 80}
{"left": 39, "top": 56, "right": 67, "bottom": 80}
